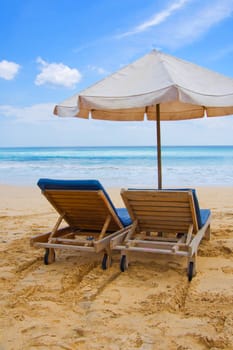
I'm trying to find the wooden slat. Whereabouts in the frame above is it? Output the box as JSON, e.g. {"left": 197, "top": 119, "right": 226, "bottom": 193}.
{"left": 45, "top": 189, "right": 100, "bottom": 197}
{"left": 136, "top": 212, "right": 191, "bottom": 219}
{"left": 121, "top": 189, "right": 195, "bottom": 234}
{"left": 137, "top": 217, "right": 191, "bottom": 225}
{"left": 53, "top": 238, "right": 94, "bottom": 246}
{"left": 130, "top": 203, "right": 190, "bottom": 210}
{"left": 49, "top": 204, "right": 109, "bottom": 211}
{"left": 136, "top": 226, "right": 188, "bottom": 233}
{"left": 67, "top": 209, "right": 105, "bottom": 216}
{"left": 42, "top": 188, "right": 123, "bottom": 231}
{"left": 133, "top": 210, "right": 191, "bottom": 217}
{"left": 128, "top": 201, "right": 190, "bottom": 208}
{"left": 51, "top": 203, "right": 105, "bottom": 211}
{"left": 45, "top": 198, "right": 97, "bottom": 204}
{"left": 123, "top": 191, "right": 189, "bottom": 202}
{"left": 116, "top": 245, "right": 188, "bottom": 256}
{"left": 33, "top": 242, "right": 95, "bottom": 252}
{"left": 127, "top": 239, "right": 184, "bottom": 250}
{"left": 137, "top": 227, "right": 190, "bottom": 234}
{"left": 137, "top": 220, "right": 191, "bottom": 229}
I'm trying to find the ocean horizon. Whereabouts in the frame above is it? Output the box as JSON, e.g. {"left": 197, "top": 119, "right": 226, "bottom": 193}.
{"left": 0, "top": 145, "right": 233, "bottom": 188}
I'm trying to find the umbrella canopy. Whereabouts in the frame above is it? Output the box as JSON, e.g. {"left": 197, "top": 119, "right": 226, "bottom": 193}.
{"left": 54, "top": 50, "right": 233, "bottom": 188}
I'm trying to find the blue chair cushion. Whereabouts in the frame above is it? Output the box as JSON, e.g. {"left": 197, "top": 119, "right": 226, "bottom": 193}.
{"left": 172, "top": 188, "right": 210, "bottom": 229}
{"left": 199, "top": 209, "right": 211, "bottom": 228}
{"left": 116, "top": 208, "right": 132, "bottom": 227}
{"left": 37, "top": 178, "right": 131, "bottom": 227}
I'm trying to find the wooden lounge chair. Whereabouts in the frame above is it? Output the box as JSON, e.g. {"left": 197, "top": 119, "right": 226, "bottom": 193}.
{"left": 111, "top": 189, "right": 211, "bottom": 281}
{"left": 31, "top": 179, "right": 131, "bottom": 269}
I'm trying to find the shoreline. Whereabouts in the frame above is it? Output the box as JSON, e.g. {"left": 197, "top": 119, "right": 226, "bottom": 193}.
{"left": 1, "top": 145, "right": 233, "bottom": 188}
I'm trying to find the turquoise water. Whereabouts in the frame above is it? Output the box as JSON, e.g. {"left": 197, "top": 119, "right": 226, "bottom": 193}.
{"left": 0, "top": 146, "right": 233, "bottom": 187}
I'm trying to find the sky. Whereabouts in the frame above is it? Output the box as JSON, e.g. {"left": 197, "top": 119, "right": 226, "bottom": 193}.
{"left": 1, "top": 0, "right": 233, "bottom": 147}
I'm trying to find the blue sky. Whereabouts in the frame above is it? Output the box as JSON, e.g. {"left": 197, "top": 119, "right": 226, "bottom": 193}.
{"left": 1, "top": 0, "right": 233, "bottom": 147}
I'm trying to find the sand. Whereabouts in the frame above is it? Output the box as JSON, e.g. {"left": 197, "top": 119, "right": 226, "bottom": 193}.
{"left": 0, "top": 184, "right": 233, "bottom": 350}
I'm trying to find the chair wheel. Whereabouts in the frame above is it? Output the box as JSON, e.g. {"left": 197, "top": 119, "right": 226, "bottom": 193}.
{"left": 188, "top": 261, "right": 194, "bottom": 281}
{"left": 102, "top": 253, "right": 111, "bottom": 270}
{"left": 44, "top": 248, "right": 55, "bottom": 265}
{"left": 120, "top": 255, "right": 127, "bottom": 272}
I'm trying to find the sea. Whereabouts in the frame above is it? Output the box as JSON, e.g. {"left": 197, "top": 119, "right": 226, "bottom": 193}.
{"left": 0, "top": 146, "right": 233, "bottom": 188}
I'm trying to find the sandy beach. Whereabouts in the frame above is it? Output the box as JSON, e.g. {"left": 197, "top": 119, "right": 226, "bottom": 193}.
{"left": 0, "top": 184, "right": 233, "bottom": 350}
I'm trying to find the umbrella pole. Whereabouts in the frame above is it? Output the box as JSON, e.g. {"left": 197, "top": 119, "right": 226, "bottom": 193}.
{"left": 156, "top": 104, "right": 162, "bottom": 189}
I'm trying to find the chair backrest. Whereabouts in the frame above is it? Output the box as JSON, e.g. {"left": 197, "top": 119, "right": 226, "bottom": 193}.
{"left": 120, "top": 189, "right": 199, "bottom": 234}
{"left": 38, "top": 179, "right": 123, "bottom": 231}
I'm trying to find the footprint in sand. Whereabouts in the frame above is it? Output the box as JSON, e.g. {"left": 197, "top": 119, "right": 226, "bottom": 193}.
{"left": 103, "top": 288, "right": 121, "bottom": 305}
{"left": 221, "top": 266, "right": 233, "bottom": 274}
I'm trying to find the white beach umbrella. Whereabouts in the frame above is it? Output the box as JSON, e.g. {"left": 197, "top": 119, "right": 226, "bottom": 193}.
{"left": 54, "top": 50, "right": 233, "bottom": 188}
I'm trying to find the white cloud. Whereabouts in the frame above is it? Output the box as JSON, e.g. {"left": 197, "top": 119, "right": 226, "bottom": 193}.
{"left": 0, "top": 103, "right": 233, "bottom": 146}
{"left": 0, "top": 103, "right": 55, "bottom": 123}
{"left": 35, "top": 57, "right": 82, "bottom": 88}
{"left": 87, "top": 65, "right": 109, "bottom": 75}
{"left": 117, "top": 0, "right": 190, "bottom": 38}
{"left": 115, "top": 0, "right": 233, "bottom": 49}
{"left": 169, "top": 1, "right": 233, "bottom": 47}
{"left": 210, "top": 44, "right": 233, "bottom": 61}
{"left": 0, "top": 60, "right": 21, "bottom": 80}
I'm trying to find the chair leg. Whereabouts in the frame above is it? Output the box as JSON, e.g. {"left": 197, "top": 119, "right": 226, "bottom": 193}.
{"left": 44, "top": 248, "right": 56, "bottom": 265}
{"left": 101, "top": 249, "right": 112, "bottom": 270}
{"left": 120, "top": 252, "right": 129, "bottom": 272}
{"left": 187, "top": 253, "right": 197, "bottom": 281}
{"left": 204, "top": 225, "right": 211, "bottom": 240}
